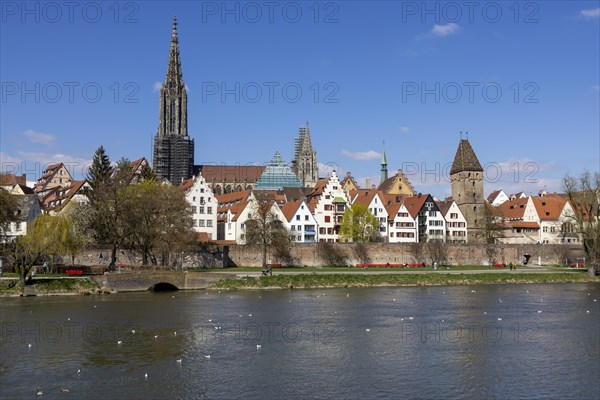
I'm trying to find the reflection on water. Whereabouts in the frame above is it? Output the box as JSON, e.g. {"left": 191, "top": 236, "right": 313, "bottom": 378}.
{"left": 1, "top": 283, "right": 599, "bottom": 399}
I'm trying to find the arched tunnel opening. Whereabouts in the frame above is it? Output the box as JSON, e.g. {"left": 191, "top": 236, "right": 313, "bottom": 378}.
{"left": 149, "top": 282, "right": 180, "bottom": 291}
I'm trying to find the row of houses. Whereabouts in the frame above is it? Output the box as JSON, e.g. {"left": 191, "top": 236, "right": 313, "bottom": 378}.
{"left": 178, "top": 169, "right": 469, "bottom": 244}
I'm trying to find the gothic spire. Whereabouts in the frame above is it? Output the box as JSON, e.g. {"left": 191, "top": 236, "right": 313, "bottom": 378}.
{"left": 380, "top": 142, "right": 388, "bottom": 184}
{"left": 165, "top": 16, "right": 183, "bottom": 86}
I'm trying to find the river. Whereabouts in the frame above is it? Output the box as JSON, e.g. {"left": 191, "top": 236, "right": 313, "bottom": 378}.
{"left": 1, "top": 283, "right": 599, "bottom": 399}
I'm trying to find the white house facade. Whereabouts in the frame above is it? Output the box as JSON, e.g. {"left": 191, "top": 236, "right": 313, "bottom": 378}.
{"left": 181, "top": 174, "right": 217, "bottom": 241}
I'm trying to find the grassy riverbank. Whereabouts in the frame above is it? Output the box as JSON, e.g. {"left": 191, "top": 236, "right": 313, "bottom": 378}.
{"left": 0, "top": 278, "right": 105, "bottom": 296}
{"left": 211, "top": 272, "right": 600, "bottom": 290}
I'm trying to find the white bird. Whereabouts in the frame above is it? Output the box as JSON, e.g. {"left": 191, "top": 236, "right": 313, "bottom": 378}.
{"left": 67, "top": 318, "right": 70, "bottom": 321}
{"left": 537, "top": 310, "right": 542, "bottom": 313}
{"left": 117, "top": 340, "right": 122, "bottom": 345}
{"left": 238, "top": 315, "right": 243, "bottom": 318}
{"left": 36, "top": 388, "right": 43, "bottom": 396}
{"left": 471, "top": 290, "right": 476, "bottom": 294}
{"left": 144, "top": 373, "right": 148, "bottom": 379}
{"left": 594, "top": 299, "right": 597, "bottom": 302}
{"left": 77, "top": 369, "right": 81, "bottom": 375}
{"left": 526, "top": 290, "right": 529, "bottom": 293}
{"left": 586, "top": 310, "right": 590, "bottom": 314}
{"left": 93, "top": 305, "right": 97, "bottom": 308}
{"left": 61, "top": 388, "right": 69, "bottom": 393}
{"left": 346, "top": 293, "right": 350, "bottom": 297}
{"left": 392, "top": 299, "right": 396, "bottom": 302}
{"left": 176, "top": 359, "right": 182, "bottom": 363}
{"left": 172, "top": 295, "right": 175, "bottom": 299}
{"left": 28, "top": 343, "right": 32, "bottom": 348}
{"left": 498, "top": 318, "right": 503, "bottom": 321}
{"left": 208, "top": 319, "right": 212, "bottom": 322}
{"left": 154, "top": 335, "right": 158, "bottom": 339}
{"left": 204, "top": 355, "right": 211, "bottom": 359}
{"left": 174, "top": 331, "right": 177, "bottom": 336}
{"left": 498, "top": 299, "right": 502, "bottom": 303}
{"left": 484, "top": 312, "right": 487, "bottom": 315}
{"left": 248, "top": 314, "right": 252, "bottom": 317}
{"left": 131, "top": 329, "right": 136, "bottom": 334}
{"left": 365, "top": 328, "right": 370, "bottom": 332}
{"left": 256, "top": 344, "right": 262, "bottom": 349}
{"left": 408, "top": 317, "right": 414, "bottom": 320}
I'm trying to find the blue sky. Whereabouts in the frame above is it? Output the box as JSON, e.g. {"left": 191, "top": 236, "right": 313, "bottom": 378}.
{"left": 1, "top": 0, "right": 599, "bottom": 198}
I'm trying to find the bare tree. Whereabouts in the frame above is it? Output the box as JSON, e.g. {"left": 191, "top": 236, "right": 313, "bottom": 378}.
{"left": 245, "top": 197, "right": 288, "bottom": 268}
{"left": 353, "top": 243, "right": 371, "bottom": 264}
{"left": 408, "top": 242, "right": 426, "bottom": 264}
{"left": 563, "top": 171, "right": 600, "bottom": 276}
{"left": 484, "top": 202, "right": 504, "bottom": 244}
{"left": 317, "top": 241, "right": 348, "bottom": 266}
{"left": 426, "top": 241, "right": 448, "bottom": 265}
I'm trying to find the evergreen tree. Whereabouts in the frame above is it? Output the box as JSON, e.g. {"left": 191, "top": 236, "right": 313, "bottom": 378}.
{"left": 87, "top": 146, "right": 112, "bottom": 190}
{"left": 140, "top": 162, "right": 157, "bottom": 182}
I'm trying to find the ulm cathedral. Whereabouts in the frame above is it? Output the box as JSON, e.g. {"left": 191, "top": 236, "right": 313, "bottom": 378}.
{"left": 152, "top": 17, "right": 318, "bottom": 193}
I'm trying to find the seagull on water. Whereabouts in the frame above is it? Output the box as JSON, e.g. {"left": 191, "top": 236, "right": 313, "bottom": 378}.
{"left": 204, "top": 355, "right": 211, "bottom": 359}
{"left": 61, "top": 388, "right": 70, "bottom": 393}
{"left": 36, "top": 387, "right": 43, "bottom": 396}
{"left": 537, "top": 310, "right": 542, "bottom": 313}
{"left": 365, "top": 329, "right": 370, "bottom": 332}
{"left": 131, "top": 329, "right": 136, "bottom": 334}
{"left": 77, "top": 369, "right": 81, "bottom": 375}
{"left": 256, "top": 344, "right": 262, "bottom": 349}
{"left": 154, "top": 335, "right": 158, "bottom": 339}
{"left": 28, "top": 344, "right": 32, "bottom": 348}
{"left": 176, "top": 359, "right": 182, "bottom": 363}
{"left": 174, "top": 331, "right": 177, "bottom": 336}
{"left": 144, "top": 373, "right": 148, "bottom": 379}
{"left": 498, "top": 318, "right": 503, "bottom": 321}
{"left": 117, "top": 340, "right": 122, "bottom": 345}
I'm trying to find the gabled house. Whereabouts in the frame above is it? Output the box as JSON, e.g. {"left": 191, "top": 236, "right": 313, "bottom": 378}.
{"left": 216, "top": 190, "right": 252, "bottom": 242}
{"left": 378, "top": 169, "right": 415, "bottom": 197}
{"left": 128, "top": 157, "right": 151, "bottom": 184}
{"left": 180, "top": 174, "right": 218, "bottom": 241}
{"left": 280, "top": 199, "right": 318, "bottom": 243}
{"left": 1, "top": 173, "right": 27, "bottom": 191}
{"left": 487, "top": 189, "right": 509, "bottom": 206}
{"left": 307, "top": 171, "right": 349, "bottom": 242}
{"left": 531, "top": 194, "right": 577, "bottom": 244}
{"left": 437, "top": 200, "right": 468, "bottom": 243}
{"left": 403, "top": 194, "right": 446, "bottom": 242}
{"left": 386, "top": 201, "right": 417, "bottom": 243}
{"left": 349, "top": 189, "right": 389, "bottom": 239}
{"left": 34, "top": 163, "right": 73, "bottom": 198}
{"left": 340, "top": 172, "right": 359, "bottom": 191}
{"left": 43, "top": 180, "right": 90, "bottom": 214}
{"left": 3, "top": 194, "right": 42, "bottom": 242}
{"left": 496, "top": 196, "right": 539, "bottom": 243}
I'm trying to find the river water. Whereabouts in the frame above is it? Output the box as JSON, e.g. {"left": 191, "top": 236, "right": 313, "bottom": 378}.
{"left": 1, "top": 283, "right": 599, "bottom": 399}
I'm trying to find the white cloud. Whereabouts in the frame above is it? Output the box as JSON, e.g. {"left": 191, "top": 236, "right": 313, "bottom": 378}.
{"left": 399, "top": 126, "right": 411, "bottom": 134}
{"left": 341, "top": 150, "right": 382, "bottom": 161}
{"left": 580, "top": 8, "right": 600, "bottom": 19}
{"left": 430, "top": 23, "right": 460, "bottom": 37}
{"left": 22, "top": 129, "right": 56, "bottom": 145}
{"left": 153, "top": 81, "right": 163, "bottom": 92}
{"left": 318, "top": 162, "right": 344, "bottom": 177}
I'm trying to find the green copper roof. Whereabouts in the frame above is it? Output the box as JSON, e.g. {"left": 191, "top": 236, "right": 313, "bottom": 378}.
{"left": 254, "top": 151, "right": 302, "bottom": 190}
{"left": 332, "top": 197, "right": 346, "bottom": 203}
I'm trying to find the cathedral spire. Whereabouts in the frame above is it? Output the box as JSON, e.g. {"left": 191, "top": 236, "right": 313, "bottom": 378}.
{"left": 165, "top": 16, "right": 183, "bottom": 86}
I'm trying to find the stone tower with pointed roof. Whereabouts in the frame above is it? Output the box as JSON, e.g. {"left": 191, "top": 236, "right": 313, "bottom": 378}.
{"left": 152, "top": 17, "right": 194, "bottom": 184}
{"left": 292, "top": 122, "right": 319, "bottom": 188}
{"left": 450, "top": 137, "right": 485, "bottom": 242}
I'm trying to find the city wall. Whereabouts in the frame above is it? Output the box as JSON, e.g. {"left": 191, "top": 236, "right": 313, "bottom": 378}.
{"left": 61, "top": 243, "right": 585, "bottom": 268}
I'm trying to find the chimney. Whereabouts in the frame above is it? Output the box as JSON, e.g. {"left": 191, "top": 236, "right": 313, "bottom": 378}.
{"left": 365, "top": 177, "right": 371, "bottom": 189}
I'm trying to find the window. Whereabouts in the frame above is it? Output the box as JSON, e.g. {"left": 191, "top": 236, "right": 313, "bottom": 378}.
{"left": 297, "top": 235, "right": 302, "bottom": 241}
{"left": 296, "top": 215, "right": 301, "bottom": 220}
{"left": 208, "top": 233, "right": 212, "bottom": 240}
{"left": 207, "top": 207, "right": 212, "bottom": 214}
{"left": 319, "top": 227, "right": 325, "bottom": 234}
{"left": 450, "top": 213, "right": 458, "bottom": 219}
{"left": 193, "top": 196, "right": 196, "bottom": 202}
{"left": 291, "top": 226, "right": 295, "bottom": 231}
{"left": 324, "top": 204, "right": 332, "bottom": 211}
{"left": 199, "top": 220, "right": 205, "bottom": 227}
{"left": 297, "top": 225, "right": 302, "bottom": 231}
{"left": 325, "top": 195, "right": 331, "bottom": 200}
{"left": 199, "top": 206, "right": 205, "bottom": 214}
{"left": 200, "top": 188, "right": 205, "bottom": 193}
{"left": 325, "top": 216, "right": 331, "bottom": 223}
{"left": 191, "top": 206, "right": 197, "bottom": 214}
{"left": 207, "top": 220, "right": 213, "bottom": 227}
{"left": 305, "top": 215, "right": 309, "bottom": 221}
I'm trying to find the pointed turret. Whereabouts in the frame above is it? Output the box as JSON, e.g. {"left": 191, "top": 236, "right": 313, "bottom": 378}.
{"left": 380, "top": 144, "right": 388, "bottom": 184}
{"left": 450, "top": 138, "right": 483, "bottom": 175}
{"left": 292, "top": 122, "right": 319, "bottom": 188}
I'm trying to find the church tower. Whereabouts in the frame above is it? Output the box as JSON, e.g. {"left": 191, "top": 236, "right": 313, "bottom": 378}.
{"left": 450, "top": 135, "right": 485, "bottom": 242}
{"left": 292, "top": 122, "right": 319, "bottom": 187}
{"left": 152, "top": 17, "right": 194, "bottom": 184}
{"left": 380, "top": 146, "right": 388, "bottom": 185}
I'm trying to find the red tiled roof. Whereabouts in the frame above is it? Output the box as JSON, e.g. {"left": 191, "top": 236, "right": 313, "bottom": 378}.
{"left": 497, "top": 197, "right": 529, "bottom": 220}
{"left": 402, "top": 194, "right": 430, "bottom": 219}
{"left": 531, "top": 194, "right": 566, "bottom": 221}
{"left": 280, "top": 200, "right": 302, "bottom": 222}
{"left": 385, "top": 202, "right": 403, "bottom": 220}
{"left": 487, "top": 189, "right": 502, "bottom": 203}
{"left": 0, "top": 173, "right": 26, "bottom": 186}
{"left": 503, "top": 221, "right": 540, "bottom": 229}
{"left": 197, "top": 165, "right": 265, "bottom": 182}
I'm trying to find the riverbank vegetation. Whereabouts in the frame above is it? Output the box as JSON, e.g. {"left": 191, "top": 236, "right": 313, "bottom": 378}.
{"left": 211, "top": 272, "right": 599, "bottom": 290}
{"left": 0, "top": 278, "right": 103, "bottom": 296}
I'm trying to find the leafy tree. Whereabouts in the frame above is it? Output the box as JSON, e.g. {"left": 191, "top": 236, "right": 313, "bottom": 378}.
{"left": 563, "top": 171, "right": 600, "bottom": 276}
{"left": 0, "top": 188, "right": 18, "bottom": 240}
{"left": 85, "top": 159, "right": 132, "bottom": 267}
{"left": 245, "top": 196, "right": 288, "bottom": 268}
{"left": 122, "top": 181, "right": 193, "bottom": 265}
{"left": 339, "top": 203, "right": 380, "bottom": 242}
{"left": 11, "top": 215, "right": 82, "bottom": 290}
